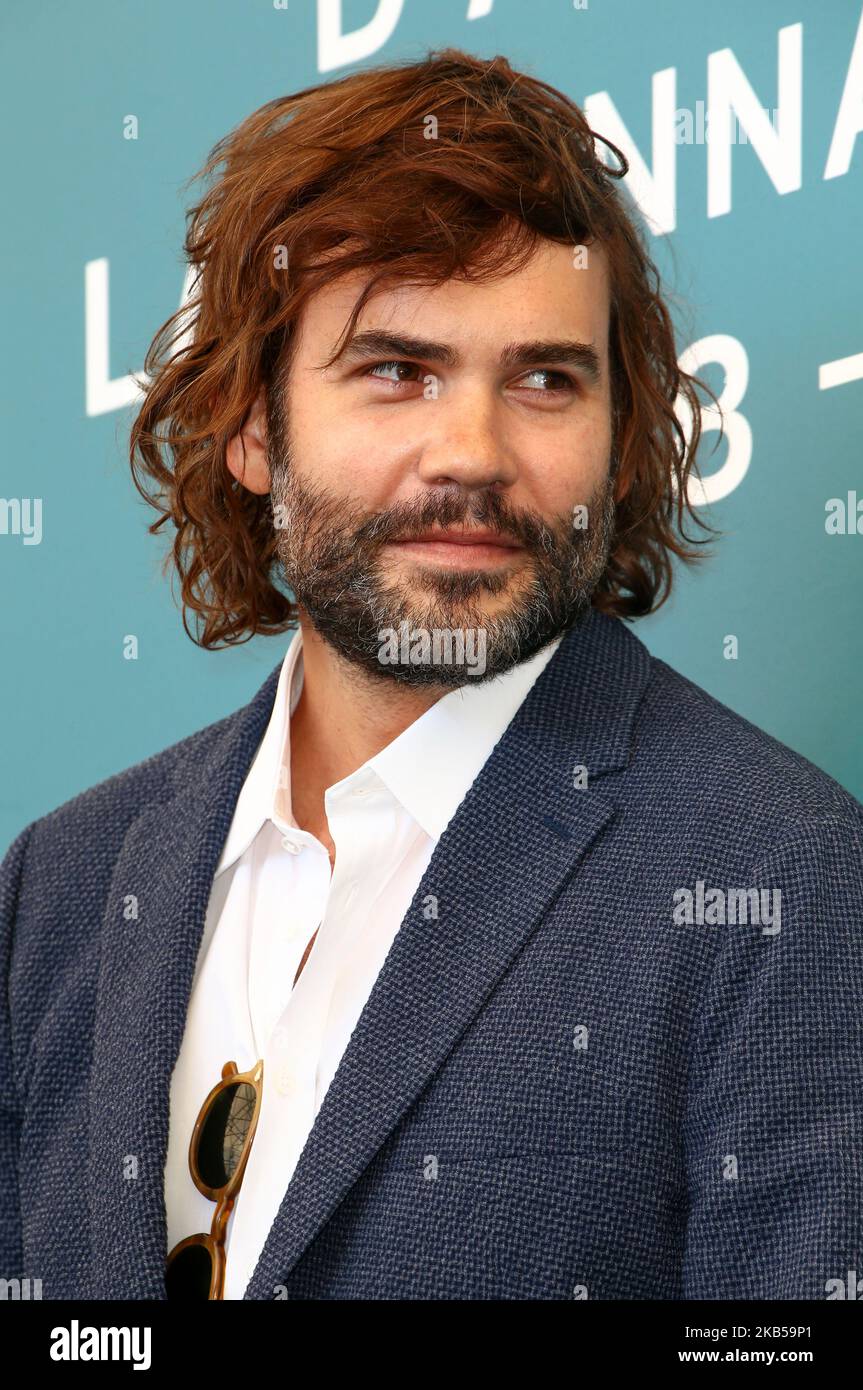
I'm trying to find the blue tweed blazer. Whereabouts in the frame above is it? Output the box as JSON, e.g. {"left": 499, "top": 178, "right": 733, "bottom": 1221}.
{"left": 2, "top": 608, "right": 862, "bottom": 1300}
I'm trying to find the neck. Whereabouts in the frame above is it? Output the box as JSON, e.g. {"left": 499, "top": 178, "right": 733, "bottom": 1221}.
{"left": 288, "top": 611, "right": 449, "bottom": 844}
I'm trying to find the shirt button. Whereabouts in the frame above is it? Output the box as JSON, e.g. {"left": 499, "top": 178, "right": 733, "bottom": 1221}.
{"left": 275, "top": 1066, "right": 294, "bottom": 1097}
{"left": 281, "top": 836, "right": 300, "bottom": 854}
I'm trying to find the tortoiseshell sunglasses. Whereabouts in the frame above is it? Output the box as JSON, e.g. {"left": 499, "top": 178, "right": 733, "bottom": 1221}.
{"left": 166, "top": 1058, "right": 264, "bottom": 1300}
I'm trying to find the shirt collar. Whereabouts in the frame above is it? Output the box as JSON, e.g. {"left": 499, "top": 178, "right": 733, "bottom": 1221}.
{"left": 365, "top": 636, "right": 563, "bottom": 840}
{"left": 214, "top": 625, "right": 564, "bottom": 874}
{"left": 213, "top": 631, "right": 305, "bottom": 875}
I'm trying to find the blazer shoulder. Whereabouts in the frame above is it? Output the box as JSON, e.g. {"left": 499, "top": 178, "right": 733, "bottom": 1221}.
{"left": 2, "top": 696, "right": 253, "bottom": 872}
{"left": 636, "top": 653, "right": 863, "bottom": 837}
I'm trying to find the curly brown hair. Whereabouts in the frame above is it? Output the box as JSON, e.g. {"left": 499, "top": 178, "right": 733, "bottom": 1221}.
{"left": 129, "top": 47, "right": 719, "bottom": 649}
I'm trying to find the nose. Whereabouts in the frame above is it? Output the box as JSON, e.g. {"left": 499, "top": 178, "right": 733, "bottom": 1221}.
{"left": 415, "top": 383, "right": 519, "bottom": 490}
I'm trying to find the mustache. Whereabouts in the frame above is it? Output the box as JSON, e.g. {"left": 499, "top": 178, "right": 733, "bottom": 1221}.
{"left": 314, "top": 490, "right": 561, "bottom": 564}
{"left": 268, "top": 448, "right": 615, "bottom": 574}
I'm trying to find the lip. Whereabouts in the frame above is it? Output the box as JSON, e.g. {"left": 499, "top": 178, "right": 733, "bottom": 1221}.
{"left": 383, "top": 531, "right": 526, "bottom": 568}
{"left": 389, "top": 529, "right": 523, "bottom": 548}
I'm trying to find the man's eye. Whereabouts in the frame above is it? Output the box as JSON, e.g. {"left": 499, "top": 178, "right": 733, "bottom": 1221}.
{"left": 515, "top": 369, "right": 574, "bottom": 392}
{"left": 366, "top": 360, "right": 422, "bottom": 383}
{"left": 362, "top": 362, "right": 574, "bottom": 394}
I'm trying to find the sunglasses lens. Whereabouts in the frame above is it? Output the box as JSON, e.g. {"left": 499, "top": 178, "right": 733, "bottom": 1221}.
{"left": 196, "top": 1080, "right": 257, "bottom": 1190}
{"left": 166, "top": 1242, "right": 213, "bottom": 1299}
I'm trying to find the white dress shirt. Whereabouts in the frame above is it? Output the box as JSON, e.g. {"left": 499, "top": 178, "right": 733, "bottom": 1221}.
{"left": 165, "top": 625, "right": 564, "bottom": 1298}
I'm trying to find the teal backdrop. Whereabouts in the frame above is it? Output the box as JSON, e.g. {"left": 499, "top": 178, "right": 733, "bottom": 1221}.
{"left": 2, "top": 0, "right": 862, "bottom": 851}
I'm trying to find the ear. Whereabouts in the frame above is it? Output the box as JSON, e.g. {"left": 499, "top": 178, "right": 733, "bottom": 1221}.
{"left": 226, "top": 388, "right": 270, "bottom": 495}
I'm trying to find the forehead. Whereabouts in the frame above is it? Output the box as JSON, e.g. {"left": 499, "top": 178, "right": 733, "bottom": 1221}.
{"left": 293, "top": 238, "right": 612, "bottom": 366}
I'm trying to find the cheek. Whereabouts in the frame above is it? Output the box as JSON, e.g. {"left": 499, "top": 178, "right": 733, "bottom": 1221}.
{"left": 571, "top": 414, "right": 613, "bottom": 499}
{"left": 524, "top": 426, "right": 612, "bottom": 514}
{"left": 293, "top": 408, "right": 408, "bottom": 505}
{"left": 289, "top": 403, "right": 357, "bottom": 480}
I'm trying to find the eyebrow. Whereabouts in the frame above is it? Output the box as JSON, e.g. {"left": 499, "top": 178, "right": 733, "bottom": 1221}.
{"left": 332, "top": 330, "right": 603, "bottom": 386}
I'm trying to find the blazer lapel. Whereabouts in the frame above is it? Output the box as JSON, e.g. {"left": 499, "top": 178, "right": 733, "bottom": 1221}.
{"left": 243, "top": 609, "right": 652, "bottom": 1299}
{"left": 87, "top": 662, "right": 284, "bottom": 1299}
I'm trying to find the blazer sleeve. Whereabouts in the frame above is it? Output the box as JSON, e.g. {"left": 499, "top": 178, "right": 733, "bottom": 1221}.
{"left": 681, "top": 816, "right": 863, "bottom": 1299}
{"left": 0, "top": 823, "right": 33, "bottom": 1277}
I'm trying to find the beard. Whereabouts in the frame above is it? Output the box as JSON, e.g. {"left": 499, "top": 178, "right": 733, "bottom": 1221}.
{"left": 267, "top": 439, "right": 617, "bottom": 689}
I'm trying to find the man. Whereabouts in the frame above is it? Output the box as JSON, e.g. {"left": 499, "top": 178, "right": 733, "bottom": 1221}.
{"left": 2, "top": 49, "right": 862, "bottom": 1302}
